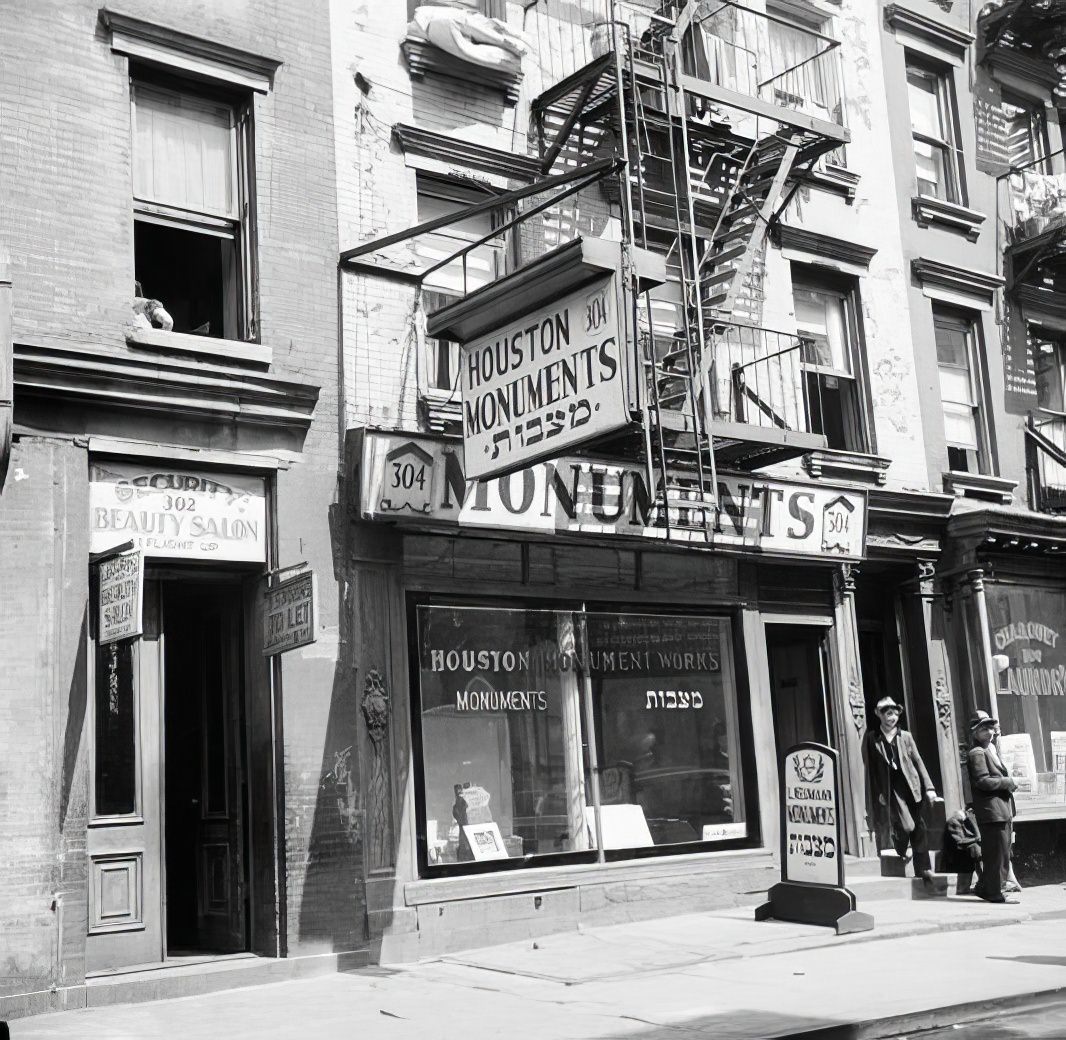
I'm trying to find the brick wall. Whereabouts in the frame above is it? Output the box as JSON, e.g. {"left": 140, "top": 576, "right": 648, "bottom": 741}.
{"left": 2, "top": 0, "right": 355, "bottom": 972}
{"left": 0, "top": 439, "right": 89, "bottom": 1004}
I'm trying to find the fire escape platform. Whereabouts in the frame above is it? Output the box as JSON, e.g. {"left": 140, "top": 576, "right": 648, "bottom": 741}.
{"left": 655, "top": 408, "right": 826, "bottom": 470}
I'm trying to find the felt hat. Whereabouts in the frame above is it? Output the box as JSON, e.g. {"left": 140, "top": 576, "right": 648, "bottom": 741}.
{"left": 969, "top": 709, "right": 998, "bottom": 731}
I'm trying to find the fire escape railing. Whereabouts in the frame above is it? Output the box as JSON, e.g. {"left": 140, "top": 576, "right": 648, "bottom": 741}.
{"left": 1026, "top": 413, "right": 1066, "bottom": 514}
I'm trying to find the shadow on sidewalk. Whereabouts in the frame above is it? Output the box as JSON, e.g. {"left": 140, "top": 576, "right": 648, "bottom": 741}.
{"left": 592, "top": 1008, "right": 857, "bottom": 1040}
{"left": 987, "top": 955, "right": 1066, "bottom": 967}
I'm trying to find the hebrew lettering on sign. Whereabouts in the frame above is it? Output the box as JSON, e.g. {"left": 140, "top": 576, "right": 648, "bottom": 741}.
{"left": 644, "top": 689, "right": 704, "bottom": 709}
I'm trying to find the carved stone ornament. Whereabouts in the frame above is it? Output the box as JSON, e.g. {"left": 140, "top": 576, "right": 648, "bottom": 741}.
{"left": 935, "top": 675, "right": 953, "bottom": 731}
{"left": 362, "top": 668, "right": 390, "bottom": 745}
{"left": 848, "top": 673, "right": 866, "bottom": 734}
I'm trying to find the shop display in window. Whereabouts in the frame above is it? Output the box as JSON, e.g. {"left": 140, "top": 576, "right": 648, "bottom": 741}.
{"left": 987, "top": 585, "right": 1066, "bottom": 814}
{"left": 415, "top": 605, "right": 748, "bottom": 873}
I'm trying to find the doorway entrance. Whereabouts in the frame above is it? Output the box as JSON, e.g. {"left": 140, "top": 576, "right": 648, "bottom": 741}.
{"left": 163, "top": 581, "right": 248, "bottom": 954}
{"left": 766, "top": 623, "right": 833, "bottom": 759}
{"left": 85, "top": 573, "right": 250, "bottom": 973}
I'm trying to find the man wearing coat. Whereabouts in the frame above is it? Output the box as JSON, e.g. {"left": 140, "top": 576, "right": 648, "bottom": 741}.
{"left": 862, "top": 696, "right": 939, "bottom": 878}
{"left": 967, "top": 713, "right": 1018, "bottom": 904}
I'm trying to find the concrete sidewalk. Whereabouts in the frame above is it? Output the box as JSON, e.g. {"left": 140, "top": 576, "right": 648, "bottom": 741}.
{"left": 11, "top": 884, "right": 1066, "bottom": 1040}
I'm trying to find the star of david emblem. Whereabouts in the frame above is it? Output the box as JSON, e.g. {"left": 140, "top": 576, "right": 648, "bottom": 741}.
{"left": 794, "top": 753, "right": 825, "bottom": 783}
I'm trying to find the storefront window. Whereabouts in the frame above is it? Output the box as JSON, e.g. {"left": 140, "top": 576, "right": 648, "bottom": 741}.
{"left": 588, "top": 613, "right": 744, "bottom": 849}
{"left": 414, "top": 605, "right": 747, "bottom": 872}
{"left": 987, "top": 585, "right": 1066, "bottom": 816}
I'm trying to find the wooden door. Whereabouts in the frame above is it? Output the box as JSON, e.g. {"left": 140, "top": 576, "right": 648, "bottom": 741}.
{"left": 86, "top": 581, "right": 164, "bottom": 973}
{"left": 766, "top": 624, "right": 832, "bottom": 758}
{"left": 163, "top": 584, "right": 246, "bottom": 953}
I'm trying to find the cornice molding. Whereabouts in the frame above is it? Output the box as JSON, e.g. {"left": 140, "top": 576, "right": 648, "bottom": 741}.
{"left": 912, "top": 195, "right": 987, "bottom": 241}
{"left": 774, "top": 225, "right": 877, "bottom": 270}
{"left": 911, "top": 257, "right": 1004, "bottom": 306}
{"left": 401, "top": 35, "right": 523, "bottom": 106}
{"left": 803, "top": 162, "right": 861, "bottom": 204}
{"left": 14, "top": 342, "right": 318, "bottom": 431}
{"left": 100, "top": 8, "right": 282, "bottom": 93}
{"left": 803, "top": 448, "right": 890, "bottom": 485}
{"left": 393, "top": 123, "right": 541, "bottom": 184}
{"left": 984, "top": 46, "right": 1061, "bottom": 94}
{"left": 884, "top": 4, "right": 974, "bottom": 57}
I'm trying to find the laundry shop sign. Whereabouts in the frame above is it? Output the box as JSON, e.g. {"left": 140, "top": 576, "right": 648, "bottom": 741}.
{"left": 90, "top": 461, "right": 267, "bottom": 562}
{"left": 360, "top": 432, "right": 867, "bottom": 561}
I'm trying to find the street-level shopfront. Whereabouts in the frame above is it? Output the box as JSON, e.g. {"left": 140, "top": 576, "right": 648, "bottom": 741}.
{"left": 348, "top": 428, "right": 885, "bottom": 959}
{"left": 941, "top": 507, "right": 1066, "bottom": 883}
{"left": 85, "top": 455, "right": 281, "bottom": 973}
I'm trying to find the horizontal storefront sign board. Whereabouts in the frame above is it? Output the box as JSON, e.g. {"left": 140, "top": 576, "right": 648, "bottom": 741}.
{"left": 90, "top": 461, "right": 267, "bottom": 562}
{"left": 262, "top": 570, "right": 317, "bottom": 656}
{"left": 360, "top": 431, "right": 867, "bottom": 561}
{"left": 460, "top": 273, "right": 630, "bottom": 481}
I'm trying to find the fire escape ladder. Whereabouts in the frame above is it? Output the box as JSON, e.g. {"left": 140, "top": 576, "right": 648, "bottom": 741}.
{"left": 626, "top": 26, "right": 717, "bottom": 542}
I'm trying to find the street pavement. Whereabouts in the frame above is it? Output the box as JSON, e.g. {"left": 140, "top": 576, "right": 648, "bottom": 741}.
{"left": 885, "top": 996, "right": 1066, "bottom": 1039}
{"left": 9, "top": 885, "right": 1066, "bottom": 1040}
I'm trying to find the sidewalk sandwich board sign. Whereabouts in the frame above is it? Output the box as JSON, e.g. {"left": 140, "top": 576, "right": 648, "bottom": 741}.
{"left": 755, "top": 742, "right": 874, "bottom": 934}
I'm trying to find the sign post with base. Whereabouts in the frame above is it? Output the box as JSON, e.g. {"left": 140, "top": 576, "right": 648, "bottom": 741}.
{"left": 755, "top": 741, "right": 874, "bottom": 935}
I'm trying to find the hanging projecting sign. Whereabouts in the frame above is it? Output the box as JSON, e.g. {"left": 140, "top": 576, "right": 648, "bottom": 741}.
{"left": 755, "top": 742, "right": 873, "bottom": 934}
{"left": 360, "top": 431, "right": 867, "bottom": 561}
{"left": 262, "top": 570, "right": 317, "bottom": 656}
{"left": 89, "top": 462, "right": 267, "bottom": 562}
{"left": 460, "top": 273, "right": 630, "bottom": 481}
{"left": 97, "top": 549, "right": 144, "bottom": 645}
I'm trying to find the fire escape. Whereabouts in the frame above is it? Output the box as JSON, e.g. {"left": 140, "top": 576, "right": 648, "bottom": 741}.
{"left": 984, "top": 1, "right": 1066, "bottom": 513}
{"left": 526, "top": 0, "right": 850, "bottom": 536}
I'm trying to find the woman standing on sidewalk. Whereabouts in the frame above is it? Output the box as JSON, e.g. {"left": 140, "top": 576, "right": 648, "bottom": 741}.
{"left": 967, "top": 714, "right": 1018, "bottom": 904}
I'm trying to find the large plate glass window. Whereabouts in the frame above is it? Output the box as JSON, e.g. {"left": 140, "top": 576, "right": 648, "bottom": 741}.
{"left": 413, "top": 605, "right": 748, "bottom": 874}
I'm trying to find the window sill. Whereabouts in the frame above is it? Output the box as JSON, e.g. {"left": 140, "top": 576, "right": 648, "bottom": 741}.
{"left": 942, "top": 470, "right": 1016, "bottom": 505}
{"left": 403, "top": 846, "right": 772, "bottom": 907}
{"left": 803, "top": 448, "right": 891, "bottom": 486}
{"left": 805, "top": 163, "right": 861, "bottom": 204}
{"left": 126, "top": 327, "right": 271, "bottom": 367}
{"left": 419, "top": 388, "right": 462, "bottom": 433}
{"left": 401, "top": 34, "right": 523, "bottom": 106}
{"left": 911, "top": 195, "right": 986, "bottom": 242}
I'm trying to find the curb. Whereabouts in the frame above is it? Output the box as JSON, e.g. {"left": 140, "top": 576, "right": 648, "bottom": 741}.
{"left": 781, "top": 986, "right": 1066, "bottom": 1039}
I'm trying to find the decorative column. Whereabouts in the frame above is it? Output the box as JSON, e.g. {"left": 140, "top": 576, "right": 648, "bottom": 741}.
{"left": 829, "top": 564, "right": 874, "bottom": 857}
{"left": 968, "top": 568, "right": 1001, "bottom": 723}
{"left": 909, "top": 560, "right": 964, "bottom": 815}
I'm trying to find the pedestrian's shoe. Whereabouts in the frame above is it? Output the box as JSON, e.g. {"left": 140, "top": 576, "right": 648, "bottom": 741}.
{"left": 1003, "top": 880, "right": 1022, "bottom": 893}
{"left": 955, "top": 882, "right": 972, "bottom": 896}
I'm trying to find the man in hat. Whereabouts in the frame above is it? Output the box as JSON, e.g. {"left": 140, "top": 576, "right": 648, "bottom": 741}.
{"left": 862, "top": 696, "right": 939, "bottom": 879}
{"left": 967, "top": 712, "right": 1018, "bottom": 903}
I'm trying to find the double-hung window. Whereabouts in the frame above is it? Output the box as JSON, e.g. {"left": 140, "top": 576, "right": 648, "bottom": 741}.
{"left": 906, "top": 57, "right": 962, "bottom": 204}
{"left": 415, "top": 178, "right": 507, "bottom": 393}
{"left": 933, "top": 307, "right": 990, "bottom": 474}
{"left": 1034, "top": 330, "right": 1066, "bottom": 414}
{"left": 792, "top": 269, "right": 869, "bottom": 452}
{"left": 132, "top": 77, "right": 255, "bottom": 340}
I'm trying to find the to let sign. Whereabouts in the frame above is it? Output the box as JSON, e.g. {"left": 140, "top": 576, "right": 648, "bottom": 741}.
{"left": 98, "top": 549, "right": 144, "bottom": 645}
{"left": 263, "top": 571, "right": 316, "bottom": 656}
{"left": 460, "top": 274, "right": 630, "bottom": 481}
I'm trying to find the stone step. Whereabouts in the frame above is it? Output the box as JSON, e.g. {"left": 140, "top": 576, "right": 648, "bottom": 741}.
{"left": 846, "top": 872, "right": 953, "bottom": 902}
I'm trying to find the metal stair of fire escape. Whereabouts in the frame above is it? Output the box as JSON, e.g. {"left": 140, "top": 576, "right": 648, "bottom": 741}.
{"left": 651, "top": 130, "right": 809, "bottom": 478}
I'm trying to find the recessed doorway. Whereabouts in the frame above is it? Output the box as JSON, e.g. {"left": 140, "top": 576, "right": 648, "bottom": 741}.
{"left": 163, "top": 580, "right": 249, "bottom": 955}
{"left": 766, "top": 623, "right": 833, "bottom": 759}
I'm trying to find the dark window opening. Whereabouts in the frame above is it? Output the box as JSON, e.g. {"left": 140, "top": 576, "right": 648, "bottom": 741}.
{"left": 135, "top": 221, "right": 236, "bottom": 338}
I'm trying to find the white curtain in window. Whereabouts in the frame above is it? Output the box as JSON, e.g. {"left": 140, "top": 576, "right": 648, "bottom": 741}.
{"left": 795, "top": 288, "right": 849, "bottom": 373}
{"left": 133, "top": 84, "right": 236, "bottom": 218}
